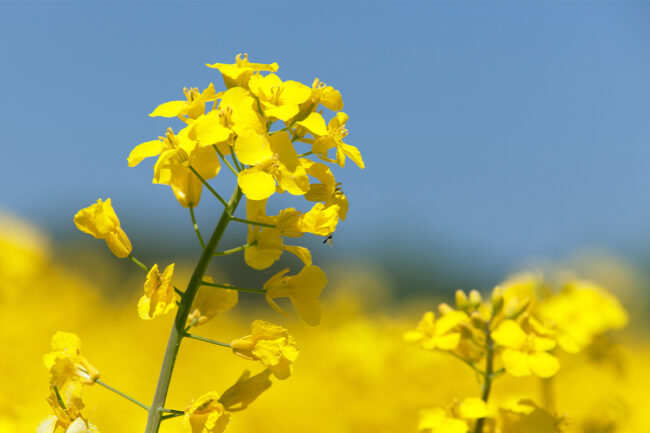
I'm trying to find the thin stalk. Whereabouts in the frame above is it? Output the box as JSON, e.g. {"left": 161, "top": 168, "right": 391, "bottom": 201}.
{"left": 188, "top": 165, "right": 227, "bottom": 206}
{"left": 213, "top": 145, "right": 239, "bottom": 175}
{"left": 229, "top": 216, "right": 276, "bottom": 228}
{"left": 473, "top": 322, "right": 494, "bottom": 433}
{"left": 448, "top": 352, "right": 484, "bottom": 377}
{"left": 128, "top": 255, "right": 149, "bottom": 272}
{"left": 213, "top": 241, "right": 256, "bottom": 256}
{"left": 297, "top": 151, "right": 313, "bottom": 157}
{"left": 144, "top": 185, "right": 243, "bottom": 433}
{"left": 189, "top": 206, "right": 205, "bottom": 249}
{"left": 200, "top": 280, "right": 265, "bottom": 294}
{"left": 184, "top": 333, "right": 231, "bottom": 348}
{"left": 95, "top": 379, "right": 150, "bottom": 411}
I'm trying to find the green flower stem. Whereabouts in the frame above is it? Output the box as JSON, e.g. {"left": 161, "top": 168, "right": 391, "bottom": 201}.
{"left": 473, "top": 322, "right": 495, "bottom": 433}
{"left": 95, "top": 379, "right": 150, "bottom": 411}
{"left": 200, "top": 280, "right": 265, "bottom": 294}
{"left": 144, "top": 185, "right": 243, "bottom": 433}
{"left": 229, "top": 216, "right": 276, "bottom": 228}
{"left": 188, "top": 206, "right": 206, "bottom": 249}
{"left": 160, "top": 412, "right": 184, "bottom": 421}
{"left": 128, "top": 255, "right": 149, "bottom": 272}
{"left": 188, "top": 165, "right": 227, "bottom": 206}
{"left": 184, "top": 333, "right": 231, "bottom": 348}
{"left": 449, "top": 352, "right": 484, "bottom": 377}
{"left": 162, "top": 408, "right": 184, "bottom": 415}
{"left": 212, "top": 145, "right": 239, "bottom": 175}
{"left": 213, "top": 241, "right": 256, "bottom": 256}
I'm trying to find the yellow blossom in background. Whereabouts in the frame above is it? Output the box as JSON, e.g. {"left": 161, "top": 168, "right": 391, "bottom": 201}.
{"left": 206, "top": 53, "right": 278, "bottom": 89}
{"left": 43, "top": 332, "right": 100, "bottom": 387}
{"left": 73, "top": 199, "right": 132, "bottom": 258}
{"left": 418, "top": 398, "right": 488, "bottom": 433}
{"left": 219, "top": 370, "right": 272, "bottom": 412}
{"left": 187, "top": 277, "right": 238, "bottom": 327}
{"left": 138, "top": 263, "right": 179, "bottom": 320}
{"left": 492, "top": 319, "right": 559, "bottom": 378}
{"left": 244, "top": 226, "right": 311, "bottom": 270}
{"left": 497, "top": 399, "right": 564, "bottom": 433}
{"left": 38, "top": 382, "right": 98, "bottom": 433}
{"left": 404, "top": 311, "right": 469, "bottom": 351}
{"left": 263, "top": 265, "right": 327, "bottom": 326}
{"left": 230, "top": 320, "right": 299, "bottom": 380}
{"left": 185, "top": 392, "right": 230, "bottom": 433}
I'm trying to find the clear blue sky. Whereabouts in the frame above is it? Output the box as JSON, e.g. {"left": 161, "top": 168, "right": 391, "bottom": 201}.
{"left": 2, "top": 2, "right": 650, "bottom": 275}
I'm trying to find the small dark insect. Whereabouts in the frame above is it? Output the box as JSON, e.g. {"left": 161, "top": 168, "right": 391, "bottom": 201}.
{"left": 323, "top": 234, "right": 333, "bottom": 246}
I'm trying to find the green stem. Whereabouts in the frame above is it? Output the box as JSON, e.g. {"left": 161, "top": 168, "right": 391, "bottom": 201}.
{"left": 200, "top": 280, "right": 265, "bottom": 294}
{"left": 229, "top": 216, "right": 276, "bottom": 228}
{"left": 184, "top": 333, "right": 231, "bottom": 348}
{"left": 213, "top": 145, "right": 239, "bottom": 175}
{"left": 188, "top": 165, "right": 227, "bottom": 206}
{"left": 189, "top": 206, "right": 205, "bottom": 250}
{"left": 144, "top": 185, "right": 243, "bottom": 433}
{"left": 473, "top": 323, "right": 494, "bottom": 433}
{"left": 95, "top": 379, "right": 150, "bottom": 411}
{"left": 213, "top": 241, "right": 256, "bottom": 256}
{"left": 448, "top": 352, "right": 484, "bottom": 377}
{"left": 297, "top": 151, "right": 314, "bottom": 157}
{"left": 128, "top": 254, "right": 149, "bottom": 272}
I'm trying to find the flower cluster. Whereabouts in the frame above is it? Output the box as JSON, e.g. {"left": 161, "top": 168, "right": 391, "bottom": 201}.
{"left": 63, "top": 53, "right": 363, "bottom": 433}
{"left": 405, "top": 273, "right": 627, "bottom": 433}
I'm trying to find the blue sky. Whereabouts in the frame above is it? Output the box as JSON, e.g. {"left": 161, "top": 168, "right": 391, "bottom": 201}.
{"left": 2, "top": 2, "right": 650, "bottom": 276}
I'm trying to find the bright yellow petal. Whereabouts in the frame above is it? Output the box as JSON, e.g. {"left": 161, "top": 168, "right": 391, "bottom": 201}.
{"left": 149, "top": 100, "right": 187, "bottom": 117}
{"left": 492, "top": 320, "right": 527, "bottom": 349}
{"left": 501, "top": 348, "right": 532, "bottom": 377}
{"left": 339, "top": 142, "right": 365, "bottom": 169}
{"left": 127, "top": 140, "right": 165, "bottom": 167}
{"left": 297, "top": 112, "right": 328, "bottom": 137}
{"left": 234, "top": 129, "right": 273, "bottom": 165}
{"left": 238, "top": 169, "right": 276, "bottom": 200}
{"left": 528, "top": 352, "right": 560, "bottom": 378}
{"left": 458, "top": 398, "right": 489, "bottom": 419}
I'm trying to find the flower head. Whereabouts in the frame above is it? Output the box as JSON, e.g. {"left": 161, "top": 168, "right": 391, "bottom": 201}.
{"left": 38, "top": 381, "right": 99, "bottom": 433}
{"left": 311, "top": 112, "right": 364, "bottom": 169}
{"left": 187, "top": 277, "right": 238, "bottom": 327}
{"left": 248, "top": 73, "right": 311, "bottom": 121}
{"left": 138, "top": 263, "right": 180, "bottom": 320}
{"left": 43, "top": 332, "right": 100, "bottom": 387}
{"left": 404, "top": 310, "right": 469, "bottom": 351}
{"left": 419, "top": 398, "right": 489, "bottom": 433}
{"left": 74, "top": 199, "right": 132, "bottom": 258}
{"left": 219, "top": 370, "right": 272, "bottom": 412}
{"left": 206, "top": 53, "right": 279, "bottom": 89}
{"left": 185, "top": 392, "right": 230, "bottom": 433}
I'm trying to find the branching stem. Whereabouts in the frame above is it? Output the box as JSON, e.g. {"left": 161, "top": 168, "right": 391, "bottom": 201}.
{"left": 95, "top": 379, "right": 150, "bottom": 411}
{"left": 189, "top": 206, "right": 205, "bottom": 249}
{"left": 184, "top": 333, "right": 231, "bottom": 348}
{"left": 200, "top": 280, "right": 265, "bottom": 294}
{"left": 188, "top": 165, "right": 227, "bottom": 206}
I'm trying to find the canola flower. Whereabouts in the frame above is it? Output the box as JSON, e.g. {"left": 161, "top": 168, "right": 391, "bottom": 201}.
{"left": 405, "top": 274, "right": 628, "bottom": 433}
{"left": 45, "top": 53, "right": 364, "bottom": 433}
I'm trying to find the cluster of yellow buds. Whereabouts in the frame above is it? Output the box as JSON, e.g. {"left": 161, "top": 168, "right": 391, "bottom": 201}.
{"left": 56, "top": 53, "right": 363, "bottom": 433}
{"left": 405, "top": 273, "right": 627, "bottom": 433}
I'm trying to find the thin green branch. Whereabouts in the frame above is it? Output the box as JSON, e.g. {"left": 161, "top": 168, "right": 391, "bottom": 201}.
{"left": 184, "top": 333, "right": 231, "bottom": 348}
{"left": 229, "top": 216, "right": 276, "bottom": 228}
{"left": 189, "top": 206, "right": 205, "bottom": 249}
{"left": 213, "top": 241, "right": 257, "bottom": 256}
{"left": 212, "top": 145, "right": 239, "bottom": 175}
{"left": 188, "top": 165, "right": 227, "bottom": 206}
{"left": 95, "top": 379, "right": 150, "bottom": 411}
{"left": 448, "top": 351, "right": 484, "bottom": 376}
{"left": 200, "top": 280, "right": 266, "bottom": 294}
{"left": 127, "top": 254, "right": 149, "bottom": 272}
{"left": 160, "top": 412, "right": 184, "bottom": 421}
{"left": 297, "top": 151, "right": 314, "bottom": 157}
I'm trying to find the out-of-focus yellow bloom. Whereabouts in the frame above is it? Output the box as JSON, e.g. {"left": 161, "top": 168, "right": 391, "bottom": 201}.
{"left": 539, "top": 280, "right": 628, "bottom": 353}
{"left": 219, "top": 370, "right": 272, "bottom": 412}
{"left": 245, "top": 199, "right": 303, "bottom": 238}
{"left": 244, "top": 226, "right": 311, "bottom": 270}
{"left": 185, "top": 391, "right": 230, "bottom": 433}
{"left": 149, "top": 83, "right": 218, "bottom": 120}
{"left": 129, "top": 127, "right": 220, "bottom": 207}
{"left": 404, "top": 311, "right": 469, "bottom": 351}
{"left": 73, "top": 199, "right": 132, "bottom": 258}
{"left": 206, "top": 53, "right": 278, "bottom": 89}
{"left": 138, "top": 263, "right": 179, "bottom": 320}
{"left": 38, "top": 382, "right": 99, "bottom": 433}
{"left": 311, "top": 112, "right": 364, "bottom": 169}
{"left": 263, "top": 265, "right": 327, "bottom": 326}
{"left": 43, "top": 332, "right": 100, "bottom": 387}
{"left": 492, "top": 319, "right": 559, "bottom": 378}
{"left": 231, "top": 320, "right": 299, "bottom": 380}
{"left": 237, "top": 131, "right": 309, "bottom": 200}
{"left": 498, "top": 398, "right": 564, "bottom": 433}
{"left": 187, "top": 277, "right": 238, "bottom": 327}
{"left": 248, "top": 73, "right": 311, "bottom": 121}
{"left": 419, "top": 398, "right": 488, "bottom": 433}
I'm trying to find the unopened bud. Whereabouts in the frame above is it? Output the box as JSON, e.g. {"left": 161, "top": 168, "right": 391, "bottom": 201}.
{"left": 438, "top": 302, "right": 454, "bottom": 315}
{"left": 491, "top": 286, "right": 504, "bottom": 315}
{"left": 470, "top": 311, "right": 485, "bottom": 328}
{"left": 506, "top": 298, "right": 531, "bottom": 319}
{"left": 455, "top": 290, "right": 469, "bottom": 310}
{"left": 469, "top": 290, "right": 482, "bottom": 309}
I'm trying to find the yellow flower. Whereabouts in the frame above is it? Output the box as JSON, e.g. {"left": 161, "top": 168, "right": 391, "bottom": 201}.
{"left": 237, "top": 131, "right": 309, "bottom": 200}
{"left": 138, "top": 263, "right": 179, "bottom": 320}
{"left": 245, "top": 199, "right": 303, "bottom": 238}
{"left": 263, "top": 265, "right": 327, "bottom": 326}
{"left": 244, "top": 226, "right": 311, "bottom": 270}
{"left": 128, "top": 127, "right": 220, "bottom": 207}
{"left": 186, "top": 277, "right": 238, "bottom": 327}
{"left": 404, "top": 311, "right": 469, "bottom": 351}
{"left": 206, "top": 53, "right": 278, "bottom": 89}
{"left": 248, "top": 73, "right": 312, "bottom": 121}
{"left": 498, "top": 398, "right": 564, "bottom": 433}
{"left": 298, "top": 203, "right": 341, "bottom": 236}
{"left": 419, "top": 398, "right": 489, "bottom": 433}
{"left": 43, "top": 332, "right": 100, "bottom": 388}
{"left": 38, "top": 382, "right": 99, "bottom": 433}
{"left": 73, "top": 199, "right": 132, "bottom": 258}
{"left": 309, "top": 78, "right": 343, "bottom": 112}
{"left": 185, "top": 392, "right": 230, "bottom": 433}
{"left": 219, "top": 370, "right": 272, "bottom": 412}
{"left": 492, "top": 319, "right": 559, "bottom": 378}
{"left": 149, "top": 83, "right": 218, "bottom": 120}
{"left": 230, "top": 320, "right": 299, "bottom": 380}
{"left": 311, "top": 112, "right": 364, "bottom": 169}
{"left": 302, "top": 159, "right": 349, "bottom": 220}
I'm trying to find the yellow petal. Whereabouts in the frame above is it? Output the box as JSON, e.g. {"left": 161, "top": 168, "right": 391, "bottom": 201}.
{"left": 492, "top": 320, "right": 527, "bottom": 349}
{"left": 238, "top": 169, "right": 276, "bottom": 201}
{"left": 339, "top": 142, "right": 365, "bottom": 169}
{"left": 528, "top": 352, "right": 560, "bottom": 378}
{"left": 127, "top": 140, "right": 165, "bottom": 167}
{"left": 501, "top": 348, "right": 532, "bottom": 377}
{"left": 234, "top": 129, "right": 273, "bottom": 165}
{"left": 297, "top": 112, "right": 328, "bottom": 137}
{"left": 458, "top": 398, "right": 489, "bottom": 419}
{"left": 149, "top": 100, "right": 187, "bottom": 117}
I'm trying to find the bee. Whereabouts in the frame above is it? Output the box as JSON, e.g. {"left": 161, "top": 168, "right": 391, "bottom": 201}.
{"left": 323, "top": 234, "right": 333, "bottom": 246}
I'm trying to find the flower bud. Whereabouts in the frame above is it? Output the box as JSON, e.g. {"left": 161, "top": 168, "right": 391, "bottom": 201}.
{"left": 491, "top": 286, "right": 504, "bottom": 315}
{"left": 438, "top": 302, "right": 454, "bottom": 315}
{"left": 468, "top": 290, "right": 482, "bottom": 309}
{"left": 455, "top": 290, "right": 469, "bottom": 310}
{"left": 470, "top": 311, "right": 485, "bottom": 328}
